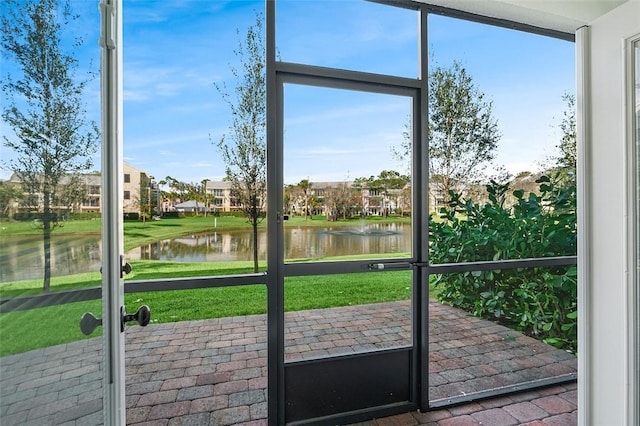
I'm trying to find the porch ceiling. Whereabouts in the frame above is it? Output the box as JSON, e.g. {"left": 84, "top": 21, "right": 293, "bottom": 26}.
{"left": 417, "top": 0, "right": 629, "bottom": 33}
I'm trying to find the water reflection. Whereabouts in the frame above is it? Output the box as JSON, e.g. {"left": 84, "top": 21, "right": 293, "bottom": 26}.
{"left": 1, "top": 224, "right": 411, "bottom": 282}
{"left": 286, "top": 223, "right": 410, "bottom": 260}
{"left": 129, "top": 231, "right": 265, "bottom": 262}
{"left": 128, "top": 223, "right": 411, "bottom": 262}
{"left": 0, "top": 234, "right": 101, "bottom": 282}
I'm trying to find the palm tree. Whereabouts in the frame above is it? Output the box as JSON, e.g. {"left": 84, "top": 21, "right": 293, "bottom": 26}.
{"left": 298, "top": 179, "right": 312, "bottom": 220}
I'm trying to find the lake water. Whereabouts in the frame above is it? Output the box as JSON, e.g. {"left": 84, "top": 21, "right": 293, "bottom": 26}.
{"left": 1, "top": 223, "right": 411, "bottom": 282}
{"left": 0, "top": 234, "right": 102, "bottom": 282}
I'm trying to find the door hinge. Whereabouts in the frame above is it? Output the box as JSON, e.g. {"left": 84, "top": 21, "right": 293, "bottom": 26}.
{"left": 99, "top": 1, "right": 116, "bottom": 49}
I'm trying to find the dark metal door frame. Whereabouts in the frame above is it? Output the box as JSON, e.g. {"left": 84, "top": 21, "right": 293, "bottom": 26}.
{"left": 265, "top": 1, "right": 428, "bottom": 422}
{"left": 265, "top": 1, "right": 576, "bottom": 423}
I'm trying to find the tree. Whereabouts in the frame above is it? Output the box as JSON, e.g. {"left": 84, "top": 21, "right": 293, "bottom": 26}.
{"left": 283, "top": 184, "right": 294, "bottom": 215}
{"left": 0, "top": 181, "right": 24, "bottom": 218}
{"left": 398, "top": 183, "right": 412, "bottom": 217}
{"left": 429, "top": 61, "right": 500, "bottom": 204}
{"left": 556, "top": 93, "right": 576, "bottom": 170}
{"left": 1, "top": 0, "right": 99, "bottom": 291}
{"left": 138, "top": 174, "right": 157, "bottom": 219}
{"left": 354, "top": 170, "right": 409, "bottom": 217}
{"left": 370, "top": 170, "right": 409, "bottom": 217}
{"left": 182, "top": 179, "right": 210, "bottom": 216}
{"left": 297, "top": 179, "right": 312, "bottom": 219}
{"left": 57, "top": 173, "right": 89, "bottom": 217}
{"left": 160, "top": 175, "right": 187, "bottom": 209}
{"left": 324, "top": 182, "right": 359, "bottom": 221}
{"left": 214, "top": 15, "right": 266, "bottom": 273}
{"left": 198, "top": 179, "right": 212, "bottom": 217}
{"left": 549, "top": 92, "right": 576, "bottom": 180}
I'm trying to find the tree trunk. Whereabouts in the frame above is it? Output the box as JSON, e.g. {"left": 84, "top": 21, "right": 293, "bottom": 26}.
{"left": 304, "top": 196, "right": 308, "bottom": 220}
{"left": 42, "top": 191, "right": 52, "bottom": 292}
{"left": 252, "top": 220, "right": 259, "bottom": 273}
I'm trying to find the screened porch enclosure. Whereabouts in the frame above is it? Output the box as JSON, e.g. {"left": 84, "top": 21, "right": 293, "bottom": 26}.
{"left": 0, "top": 0, "right": 580, "bottom": 425}
{"left": 268, "top": 0, "right": 577, "bottom": 423}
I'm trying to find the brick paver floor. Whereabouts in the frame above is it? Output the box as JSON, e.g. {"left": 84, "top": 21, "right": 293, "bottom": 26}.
{"left": 352, "top": 381, "right": 577, "bottom": 426}
{"left": 0, "top": 300, "right": 576, "bottom": 425}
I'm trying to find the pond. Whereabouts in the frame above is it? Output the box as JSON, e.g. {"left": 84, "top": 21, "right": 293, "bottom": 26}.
{"left": 127, "top": 223, "right": 411, "bottom": 262}
{"left": 1, "top": 223, "right": 411, "bottom": 282}
{"left": 0, "top": 234, "right": 102, "bottom": 283}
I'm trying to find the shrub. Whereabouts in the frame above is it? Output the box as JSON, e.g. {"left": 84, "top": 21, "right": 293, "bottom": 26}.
{"left": 219, "top": 211, "right": 248, "bottom": 218}
{"left": 123, "top": 212, "right": 140, "bottom": 221}
{"left": 14, "top": 212, "right": 59, "bottom": 222}
{"left": 429, "top": 175, "right": 577, "bottom": 352}
{"left": 71, "top": 212, "right": 100, "bottom": 220}
{"left": 162, "top": 211, "right": 181, "bottom": 218}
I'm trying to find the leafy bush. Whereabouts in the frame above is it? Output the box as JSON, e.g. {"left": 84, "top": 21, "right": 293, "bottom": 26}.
{"left": 162, "top": 211, "right": 181, "bottom": 218}
{"left": 14, "top": 212, "right": 59, "bottom": 222}
{"left": 429, "top": 175, "right": 577, "bottom": 352}
{"left": 219, "top": 211, "right": 249, "bottom": 218}
{"left": 123, "top": 212, "right": 140, "bottom": 221}
{"left": 71, "top": 212, "right": 100, "bottom": 220}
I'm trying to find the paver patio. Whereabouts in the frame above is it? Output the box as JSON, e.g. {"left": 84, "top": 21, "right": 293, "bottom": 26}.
{"left": 0, "top": 300, "right": 576, "bottom": 425}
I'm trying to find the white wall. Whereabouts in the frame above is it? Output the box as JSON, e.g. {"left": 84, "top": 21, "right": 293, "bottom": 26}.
{"left": 581, "top": 1, "right": 640, "bottom": 424}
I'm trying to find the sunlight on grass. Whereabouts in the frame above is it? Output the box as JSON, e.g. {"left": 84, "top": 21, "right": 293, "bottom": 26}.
{"left": 0, "top": 270, "right": 418, "bottom": 356}
{"left": 1, "top": 216, "right": 417, "bottom": 356}
{"left": 0, "top": 300, "right": 102, "bottom": 356}
{"left": 0, "top": 272, "right": 102, "bottom": 297}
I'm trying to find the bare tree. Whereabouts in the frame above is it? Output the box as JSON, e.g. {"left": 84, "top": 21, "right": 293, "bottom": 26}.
{"left": 1, "top": 0, "right": 99, "bottom": 291}
{"left": 214, "top": 15, "right": 266, "bottom": 273}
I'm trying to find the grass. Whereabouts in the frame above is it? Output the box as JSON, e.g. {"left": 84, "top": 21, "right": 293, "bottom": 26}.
{"left": 121, "top": 216, "right": 253, "bottom": 251}
{"left": 0, "top": 258, "right": 270, "bottom": 298}
{"left": 0, "top": 299, "right": 103, "bottom": 356}
{"left": 0, "top": 252, "right": 414, "bottom": 298}
{"left": 0, "top": 215, "right": 415, "bottom": 356}
{"left": 0, "top": 213, "right": 411, "bottom": 253}
{"left": 0, "top": 270, "right": 413, "bottom": 356}
{"left": 0, "top": 218, "right": 102, "bottom": 236}
{"left": 0, "top": 271, "right": 102, "bottom": 297}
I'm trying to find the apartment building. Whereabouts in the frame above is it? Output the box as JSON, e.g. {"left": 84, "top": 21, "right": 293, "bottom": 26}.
{"left": 2, "top": 162, "right": 150, "bottom": 217}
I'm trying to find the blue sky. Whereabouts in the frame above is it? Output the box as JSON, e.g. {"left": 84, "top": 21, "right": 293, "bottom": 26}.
{"left": 0, "top": 0, "right": 575, "bottom": 185}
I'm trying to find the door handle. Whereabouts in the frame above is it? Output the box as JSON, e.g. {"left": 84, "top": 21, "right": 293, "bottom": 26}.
{"left": 80, "top": 312, "right": 102, "bottom": 335}
{"left": 367, "top": 261, "right": 413, "bottom": 270}
{"left": 98, "top": 258, "right": 132, "bottom": 276}
{"left": 80, "top": 305, "right": 151, "bottom": 335}
{"left": 121, "top": 305, "right": 151, "bottom": 332}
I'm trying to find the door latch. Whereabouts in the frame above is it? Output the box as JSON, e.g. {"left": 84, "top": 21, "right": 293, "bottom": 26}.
{"left": 98, "top": 255, "right": 132, "bottom": 277}
{"left": 80, "top": 305, "right": 151, "bottom": 335}
{"left": 121, "top": 260, "right": 132, "bottom": 277}
{"left": 121, "top": 305, "right": 151, "bottom": 332}
{"left": 80, "top": 311, "right": 103, "bottom": 335}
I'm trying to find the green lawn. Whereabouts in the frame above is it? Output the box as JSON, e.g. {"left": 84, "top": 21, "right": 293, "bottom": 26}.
{"left": 0, "top": 270, "right": 413, "bottom": 356}
{"left": 0, "top": 215, "right": 416, "bottom": 356}
{"left": 0, "top": 213, "right": 411, "bottom": 252}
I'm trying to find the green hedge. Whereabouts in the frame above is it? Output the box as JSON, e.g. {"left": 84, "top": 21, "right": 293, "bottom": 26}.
{"left": 13, "top": 212, "right": 59, "bottom": 221}
{"left": 71, "top": 212, "right": 100, "bottom": 220}
{"left": 429, "top": 175, "right": 577, "bottom": 352}
{"left": 123, "top": 212, "right": 140, "bottom": 221}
